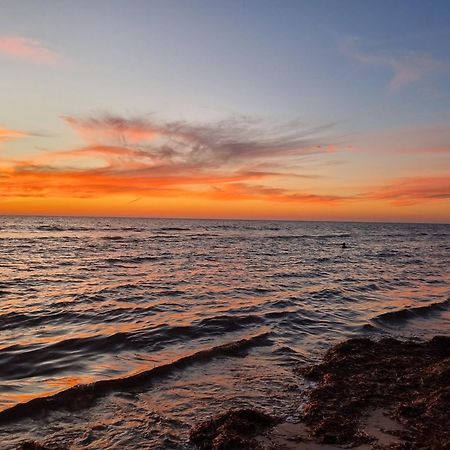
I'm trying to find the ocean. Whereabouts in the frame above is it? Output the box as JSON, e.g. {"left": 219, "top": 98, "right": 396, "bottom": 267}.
{"left": 0, "top": 216, "right": 449, "bottom": 449}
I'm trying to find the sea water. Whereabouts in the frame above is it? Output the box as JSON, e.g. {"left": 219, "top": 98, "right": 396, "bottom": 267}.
{"left": 0, "top": 217, "right": 448, "bottom": 449}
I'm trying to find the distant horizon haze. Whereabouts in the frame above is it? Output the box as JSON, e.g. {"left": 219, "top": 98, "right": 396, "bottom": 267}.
{"left": 2, "top": 213, "right": 449, "bottom": 226}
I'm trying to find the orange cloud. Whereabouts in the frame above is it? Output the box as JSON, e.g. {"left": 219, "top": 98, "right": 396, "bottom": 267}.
{"left": 0, "top": 36, "right": 60, "bottom": 65}
{"left": 0, "top": 163, "right": 274, "bottom": 199}
{"left": 370, "top": 176, "right": 450, "bottom": 206}
{"left": 0, "top": 126, "right": 28, "bottom": 143}
{"left": 0, "top": 164, "right": 354, "bottom": 214}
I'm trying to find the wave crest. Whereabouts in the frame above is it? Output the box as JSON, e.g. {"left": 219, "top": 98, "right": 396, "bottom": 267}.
{"left": 372, "top": 298, "right": 450, "bottom": 326}
{"left": 0, "top": 332, "right": 272, "bottom": 424}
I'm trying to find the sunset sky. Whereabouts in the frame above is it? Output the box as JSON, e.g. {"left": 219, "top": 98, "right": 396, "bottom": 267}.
{"left": 1, "top": 0, "right": 449, "bottom": 222}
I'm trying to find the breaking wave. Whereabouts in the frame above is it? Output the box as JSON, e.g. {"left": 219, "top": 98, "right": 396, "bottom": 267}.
{"left": 0, "top": 333, "right": 272, "bottom": 425}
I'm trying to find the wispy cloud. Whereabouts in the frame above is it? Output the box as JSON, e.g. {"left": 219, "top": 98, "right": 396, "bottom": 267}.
{"left": 61, "top": 114, "right": 335, "bottom": 168}
{"left": 341, "top": 37, "right": 450, "bottom": 90}
{"left": 208, "top": 183, "right": 352, "bottom": 204}
{"left": 27, "top": 113, "right": 337, "bottom": 180}
{"left": 0, "top": 36, "right": 60, "bottom": 65}
{"left": 369, "top": 176, "right": 450, "bottom": 206}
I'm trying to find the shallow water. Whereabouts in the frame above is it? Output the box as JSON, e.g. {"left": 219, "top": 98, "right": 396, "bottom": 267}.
{"left": 0, "top": 217, "right": 449, "bottom": 449}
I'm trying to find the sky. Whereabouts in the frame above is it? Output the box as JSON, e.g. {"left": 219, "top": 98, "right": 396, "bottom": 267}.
{"left": 0, "top": 0, "right": 449, "bottom": 222}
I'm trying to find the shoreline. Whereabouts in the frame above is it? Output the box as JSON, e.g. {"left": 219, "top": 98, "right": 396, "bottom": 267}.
{"left": 13, "top": 335, "right": 450, "bottom": 450}
{"left": 189, "top": 335, "right": 450, "bottom": 450}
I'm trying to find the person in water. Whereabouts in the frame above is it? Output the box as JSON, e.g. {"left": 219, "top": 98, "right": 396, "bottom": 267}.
{"left": 342, "top": 242, "right": 347, "bottom": 249}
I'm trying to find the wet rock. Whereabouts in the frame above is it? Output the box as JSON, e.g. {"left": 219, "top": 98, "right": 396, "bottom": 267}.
{"left": 190, "top": 408, "right": 278, "bottom": 450}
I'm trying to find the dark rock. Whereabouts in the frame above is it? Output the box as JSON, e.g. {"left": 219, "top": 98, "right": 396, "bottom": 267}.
{"left": 18, "top": 442, "right": 67, "bottom": 450}
{"left": 190, "top": 408, "right": 278, "bottom": 450}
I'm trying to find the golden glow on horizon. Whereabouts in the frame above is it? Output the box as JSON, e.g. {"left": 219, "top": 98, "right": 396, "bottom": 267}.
{"left": 1, "top": 114, "right": 449, "bottom": 223}
{"left": 2, "top": 193, "right": 449, "bottom": 223}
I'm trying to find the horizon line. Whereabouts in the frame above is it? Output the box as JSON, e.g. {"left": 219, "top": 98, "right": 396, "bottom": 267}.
{"left": 1, "top": 213, "right": 449, "bottom": 226}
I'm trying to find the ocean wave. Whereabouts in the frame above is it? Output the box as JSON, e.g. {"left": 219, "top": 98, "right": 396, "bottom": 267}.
{"left": 0, "top": 305, "right": 159, "bottom": 331}
{"left": 0, "top": 310, "right": 82, "bottom": 331}
{"left": 311, "top": 288, "right": 343, "bottom": 300}
{"left": 113, "top": 227, "right": 145, "bottom": 232}
{"left": 0, "top": 332, "right": 272, "bottom": 424}
{"left": 264, "top": 309, "right": 299, "bottom": 319}
{"left": 35, "top": 225, "right": 65, "bottom": 232}
{"left": 35, "top": 225, "right": 94, "bottom": 232}
{"left": 197, "top": 314, "right": 265, "bottom": 329}
{"left": 186, "top": 233, "right": 221, "bottom": 239}
{"left": 0, "top": 314, "right": 267, "bottom": 379}
{"left": 104, "top": 255, "right": 161, "bottom": 265}
{"left": 154, "top": 227, "right": 190, "bottom": 232}
{"left": 376, "top": 249, "right": 412, "bottom": 258}
{"left": 267, "top": 233, "right": 352, "bottom": 240}
{"left": 353, "top": 283, "right": 380, "bottom": 292}
{"left": 372, "top": 298, "right": 450, "bottom": 326}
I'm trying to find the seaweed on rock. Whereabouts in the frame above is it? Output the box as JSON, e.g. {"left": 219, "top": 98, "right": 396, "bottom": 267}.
{"left": 297, "top": 336, "right": 450, "bottom": 448}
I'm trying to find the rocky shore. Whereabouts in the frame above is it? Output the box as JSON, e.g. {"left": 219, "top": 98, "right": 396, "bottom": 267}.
{"left": 16, "top": 336, "right": 450, "bottom": 450}
{"left": 190, "top": 336, "right": 450, "bottom": 450}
